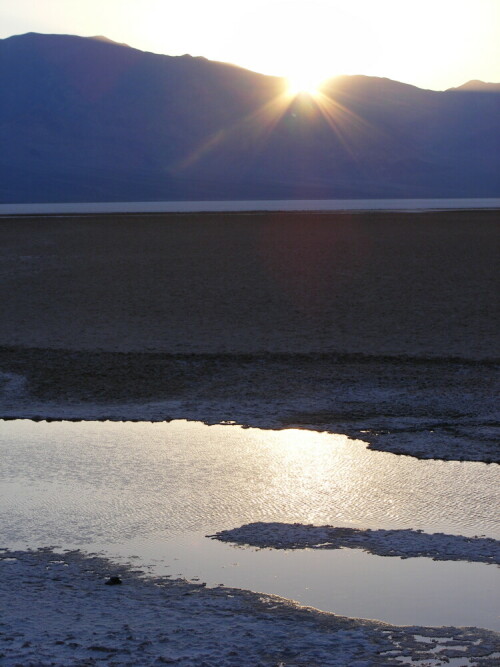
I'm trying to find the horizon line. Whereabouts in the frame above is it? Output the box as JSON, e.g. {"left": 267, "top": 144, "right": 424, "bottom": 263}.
{"left": 1, "top": 198, "right": 500, "bottom": 217}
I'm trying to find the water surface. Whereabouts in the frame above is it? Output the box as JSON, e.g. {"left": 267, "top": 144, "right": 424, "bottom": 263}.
{"left": 1, "top": 419, "right": 498, "bottom": 630}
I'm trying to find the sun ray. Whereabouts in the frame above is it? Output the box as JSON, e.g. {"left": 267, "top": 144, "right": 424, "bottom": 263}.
{"left": 171, "top": 77, "right": 383, "bottom": 175}
{"left": 311, "top": 89, "right": 378, "bottom": 160}
{"left": 171, "top": 88, "right": 296, "bottom": 173}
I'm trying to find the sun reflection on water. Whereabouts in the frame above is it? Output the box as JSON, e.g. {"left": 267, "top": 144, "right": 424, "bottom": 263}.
{"left": 1, "top": 420, "right": 499, "bottom": 631}
{"left": 1, "top": 419, "right": 498, "bottom": 543}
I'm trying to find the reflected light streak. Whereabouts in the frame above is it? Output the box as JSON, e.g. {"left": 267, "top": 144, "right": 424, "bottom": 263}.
{"left": 251, "top": 428, "right": 360, "bottom": 523}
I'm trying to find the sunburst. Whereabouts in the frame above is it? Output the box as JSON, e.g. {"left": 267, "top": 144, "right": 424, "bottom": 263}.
{"left": 286, "top": 72, "right": 325, "bottom": 97}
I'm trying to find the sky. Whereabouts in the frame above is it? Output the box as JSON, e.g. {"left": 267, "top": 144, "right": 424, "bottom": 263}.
{"left": 1, "top": 0, "right": 499, "bottom": 91}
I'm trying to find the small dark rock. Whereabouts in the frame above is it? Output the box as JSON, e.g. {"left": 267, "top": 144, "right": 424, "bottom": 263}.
{"left": 104, "top": 575, "right": 122, "bottom": 586}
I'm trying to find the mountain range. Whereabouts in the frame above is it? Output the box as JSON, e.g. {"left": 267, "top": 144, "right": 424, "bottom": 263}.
{"left": 1, "top": 32, "right": 499, "bottom": 202}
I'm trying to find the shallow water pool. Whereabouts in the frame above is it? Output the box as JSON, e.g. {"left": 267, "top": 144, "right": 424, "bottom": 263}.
{"left": 1, "top": 419, "right": 498, "bottom": 629}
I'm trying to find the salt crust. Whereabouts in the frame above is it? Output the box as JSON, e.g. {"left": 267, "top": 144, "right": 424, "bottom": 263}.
{"left": 211, "top": 523, "right": 500, "bottom": 565}
{"left": 1, "top": 548, "right": 499, "bottom": 666}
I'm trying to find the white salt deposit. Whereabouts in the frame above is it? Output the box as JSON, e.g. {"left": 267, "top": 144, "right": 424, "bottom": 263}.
{"left": 1, "top": 197, "right": 499, "bottom": 215}
{"left": 1, "top": 548, "right": 499, "bottom": 666}
{"left": 212, "top": 523, "right": 500, "bottom": 565}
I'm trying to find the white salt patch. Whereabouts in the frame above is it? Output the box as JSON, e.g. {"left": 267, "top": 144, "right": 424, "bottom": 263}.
{"left": 212, "top": 522, "right": 500, "bottom": 564}
{"left": 1, "top": 549, "right": 498, "bottom": 667}
{"left": 1, "top": 197, "right": 499, "bottom": 215}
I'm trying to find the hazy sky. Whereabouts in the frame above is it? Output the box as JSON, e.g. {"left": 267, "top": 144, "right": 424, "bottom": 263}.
{"left": 1, "top": 0, "right": 499, "bottom": 90}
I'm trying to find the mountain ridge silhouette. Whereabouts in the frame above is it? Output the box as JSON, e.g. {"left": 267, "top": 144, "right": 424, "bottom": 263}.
{"left": 1, "top": 32, "right": 498, "bottom": 202}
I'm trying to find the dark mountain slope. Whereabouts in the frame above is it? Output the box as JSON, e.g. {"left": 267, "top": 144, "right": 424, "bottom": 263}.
{"left": 0, "top": 33, "right": 498, "bottom": 202}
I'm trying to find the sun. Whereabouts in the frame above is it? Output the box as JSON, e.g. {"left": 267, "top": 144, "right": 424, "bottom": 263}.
{"left": 286, "top": 71, "right": 327, "bottom": 97}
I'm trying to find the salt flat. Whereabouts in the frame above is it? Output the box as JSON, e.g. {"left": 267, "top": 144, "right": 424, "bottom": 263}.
{"left": 0, "top": 210, "right": 498, "bottom": 664}
{"left": 0, "top": 210, "right": 498, "bottom": 357}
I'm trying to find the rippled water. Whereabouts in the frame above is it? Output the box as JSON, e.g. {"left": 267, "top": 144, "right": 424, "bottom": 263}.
{"left": 1, "top": 419, "right": 499, "bottom": 629}
{"left": 2, "top": 419, "right": 498, "bottom": 540}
